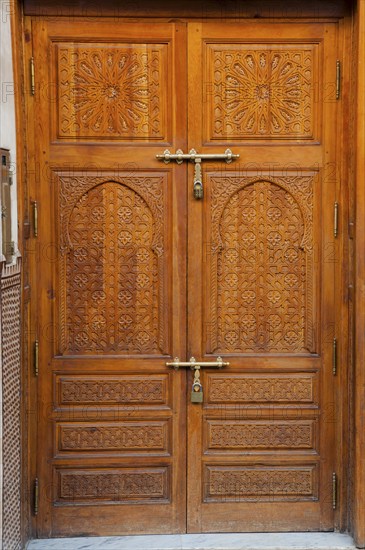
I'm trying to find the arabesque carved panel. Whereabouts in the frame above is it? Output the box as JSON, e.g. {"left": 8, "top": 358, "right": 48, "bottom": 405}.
{"left": 205, "top": 45, "right": 316, "bottom": 141}
{"left": 56, "top": 173, "right": 168, "bottom": 355}
{"left": 204, "top": 465, "right": 317, "bottom": 502}
{"left": 57, "top": 421, "right": 169, "bottom": 454}
{"left": 206, "top": 174, "right": 315, "bottom": 354}
{"left": 207, "top": 373, "right": 317, "bottom": 404}
{"left": 206, "top": 420, "right": 315, "bottom": 451}
{"left": 57, "top": 43, "right": 167, "bottom": 140}
{"left": 57, "top": 467, "right": 169, "bottom": 503}
{"left": 58, "top": 375, "right": 169, "bottom": 406}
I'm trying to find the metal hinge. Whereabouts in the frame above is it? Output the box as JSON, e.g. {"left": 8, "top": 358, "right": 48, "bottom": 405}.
{"left": 30, "top": 57, "right": 35, "bottom": 95}
{"left": 334, "top": 202, "right": 339, "bottom": 238}
{"left": 32, "top": 200, "right": 38, "bottom": 237}
{"left": 332, "top": 472, "right": 337, "bottom": 509}
{"left": 336, "top": 60, "right": 341, "bottom": 99}
{"left": 33, "top": 478, "right": 39, "bottom": 515}
{"left": 33, "top": 340, "right": 39, "bottom": 377}
{"left": 332, "top": 337, "right": 337, "bottom": 375}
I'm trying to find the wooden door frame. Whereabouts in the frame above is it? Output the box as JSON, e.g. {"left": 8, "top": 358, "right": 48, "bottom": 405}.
{"left": 8, "top": 0, "right": 365, "bottom": 546}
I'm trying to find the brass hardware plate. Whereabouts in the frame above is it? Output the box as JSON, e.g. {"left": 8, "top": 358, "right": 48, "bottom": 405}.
{"left": 334, "top": 202, "right": 339, "bottom": 238}
{"left": 333, "top": 337, "right": 337, "bottom": 375}
{"left": 32, "top": 200, "right": 38, "bottom": 237}
{"left": 332, "top": 472, "right": 337, "bottom": 509}
{"left": 30, "top": 57, "right": 35, "bottom": 96}
{"left": 34, "top": 478, "right": 39, "bottom": 515}
{"left": 156, "top": 148, "right": 239, "bottom": 164}
{"left": 336, "top": 60, "right": 341, "bottom": 100}
{"left": 34, "top": 340, "right": 39, "bottom": 377}
{"left": 166, "top": 356, "right": 229, "bottom": 369}
{"left": 193, "top": 159, "right": 203, "bottom": 199}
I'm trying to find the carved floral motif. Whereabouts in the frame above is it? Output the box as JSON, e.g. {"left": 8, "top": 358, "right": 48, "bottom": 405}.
{"left": 57, "top": 45, "right": 166, "bottom": 139}
{"left": 207, "top": 47, "right": 314, "bottom": 140}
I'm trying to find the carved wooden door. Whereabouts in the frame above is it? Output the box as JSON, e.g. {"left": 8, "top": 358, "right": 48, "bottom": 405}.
{"left": 32, "top": 20, "right": 187, "bottom": 536}
{"left": 186, "top": 21, "right": 337, "bottom": 532}
{"left": 32, "top": 16, "right": 338, "bottom": 537}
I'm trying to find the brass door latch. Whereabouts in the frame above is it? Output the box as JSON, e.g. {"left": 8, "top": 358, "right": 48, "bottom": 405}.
{"left": 166, "top": 356, "right": 229, "bottom": 403}
{"left": 156, "top": 148, "right": 239, "bottom": 200}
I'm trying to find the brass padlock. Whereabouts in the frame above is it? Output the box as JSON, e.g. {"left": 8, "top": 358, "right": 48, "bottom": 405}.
{"left": 193, "top": 180, "right": 204, "bottom": 200}
{"left": 191, "top": 381, "right": 203, "bottom": 403}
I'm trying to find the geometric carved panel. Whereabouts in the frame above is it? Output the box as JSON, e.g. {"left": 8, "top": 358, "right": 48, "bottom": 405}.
{"left": 206, "top": 174, "right": 315, "bottom": 354}
{"left": 206, "top": 420, "right": 316, "bottom": 451}
{"left": 57, "top": 421, "right": 170, "bottom": 454}
{"left": 56, "top": 467, "right": 169, "bottom": 504}
{"left": 56, "top": 173, "right": 168, "bottom": 355}
{"left": 204, "top": 465, "right": 317, "bottom": 502}
{"left": 205, "top": 45, "right": 316, "bottom": 141}
{"left": 1, "top": 263, "right": 22, "bottom": 549}
{"left": 207, "top": 373, "right": 317, "bottom": 405}
{"left": 57, "top": 375, "right": 169, "bottom": 406}
{"left": 57, "top": 44, "right": 167, "bottom": 141}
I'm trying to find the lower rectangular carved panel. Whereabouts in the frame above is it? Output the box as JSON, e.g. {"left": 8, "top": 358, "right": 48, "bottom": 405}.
{"left": 206, "top": 372, "right": 318, "bottom": 405}
{"left": 56, "top": 374, "right": 170, "bottom": 408}
{"left": 56, "top": 466, "right": 170, "bottom": 505}
{"left": 204, "top": 465, "right": 318, "bottom": 502}
{"left": 57, "top": 420, "right": 170, "bottom": 455}
{"left": 205, "top": 419, "right": 317, "bottom": 453}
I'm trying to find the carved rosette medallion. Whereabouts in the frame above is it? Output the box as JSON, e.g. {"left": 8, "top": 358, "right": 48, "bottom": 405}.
{"left": 57, "top": 44, "right": 166, "bottom": 140}
{"left": 207, "top": 46, "right": 315, "bottom": 140}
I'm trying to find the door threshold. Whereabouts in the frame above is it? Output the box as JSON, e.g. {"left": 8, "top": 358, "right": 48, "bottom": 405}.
{"left": 26, "top": 532, "right": 356, "bottom": 550}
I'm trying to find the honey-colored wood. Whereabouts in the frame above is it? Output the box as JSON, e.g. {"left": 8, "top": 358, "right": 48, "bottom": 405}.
{"left": 187, "top": 21, "right": 339, "bottom": 532}
{"left": 353, "top": 1, "right": 365, "bottom": 547}
{"left": 31, "top": 20, "right": 187, "bottom": 537}
{"left": 23, "top": 2, "right": 355, "bottom": 540}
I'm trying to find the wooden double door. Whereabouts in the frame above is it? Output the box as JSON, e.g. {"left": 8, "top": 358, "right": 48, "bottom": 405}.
{"left": 31, "top": 17, "right": 339, "bottom": 536}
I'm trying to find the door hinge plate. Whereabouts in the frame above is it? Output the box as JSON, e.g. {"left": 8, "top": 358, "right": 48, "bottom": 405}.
{"left": 34, "top": 478, "right": 39, "bottom": 515}
{"left": 30, "top": 57, "right": 35, "bottom": 96}
{"left": 33, "top": 340, "right": 39, "bottom": 377}
{"left": 332, "top": 472, "right": 337, "bottom": 509}
{"left": 32, "top": 200, "right": 38, "bottom": 238}
{"left": 334, "top": 202, "right": 339, "bottom": 238}
{"left": 336, "top": 60, "right": 341, "bottom": 99}
{"left": 332, "top": 337, "right": 337, "bottom": 376}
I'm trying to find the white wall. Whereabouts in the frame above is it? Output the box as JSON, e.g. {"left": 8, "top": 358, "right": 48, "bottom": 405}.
{"left": 1, "top": 0, "right": 18, "bottom": 262}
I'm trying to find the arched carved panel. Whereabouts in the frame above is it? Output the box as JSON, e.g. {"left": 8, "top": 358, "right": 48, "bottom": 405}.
{"left": 56, "top": 43, "right": 168, "bottom": 141}
{"left": 56, "top": 173, "right": 168, "bottom": 355}
{"left": 204, "top": 44, "right": 318, "bottom": 142}
{"left": 206, "top": 174, "right": 315, "bottom": 354}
